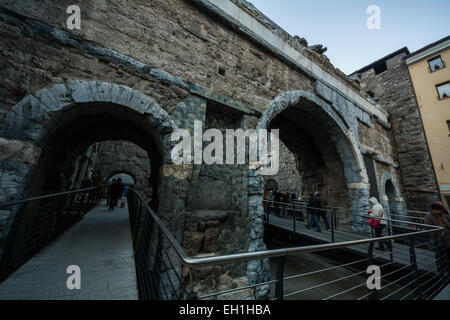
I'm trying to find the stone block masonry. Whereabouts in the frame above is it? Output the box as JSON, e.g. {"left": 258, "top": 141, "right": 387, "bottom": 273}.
{"left": 0, "top": 0, "right": 410, "bottom": 300}
{"left": 353, "top": 50, "right": 440, "bottom": 211}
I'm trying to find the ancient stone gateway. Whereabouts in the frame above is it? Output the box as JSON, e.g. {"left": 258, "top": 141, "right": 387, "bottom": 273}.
{"left": 0, "top": 0, "right": 411, "bottom": 299}
{"left": 252, "top": 91, "right": 371, "bottom": 233}
{"left": 0, "top": 81, "right": 192, "bottom": 254}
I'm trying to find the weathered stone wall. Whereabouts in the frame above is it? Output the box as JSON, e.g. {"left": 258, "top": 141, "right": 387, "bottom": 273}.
{"left": 182, "top": 100, "right": 251, "bottom": 280}
{"left": 0, "top": 0, "right": 408, "bottom": 299}
{"left": 354, "top": 52, "right": 440, "bottom": 211}
{"left": 0, "top": 1, "right": 396, "bottom": 169}
{"left": 0, "top": 0, "right": 314, "bottom": 115}
{"left": 263, "top": 140, "right": 302, "bottom": 195}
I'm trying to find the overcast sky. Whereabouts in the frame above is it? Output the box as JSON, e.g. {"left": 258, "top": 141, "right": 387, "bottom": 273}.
{"left": 249, "top": 0, "right": 450, "bottom": 74}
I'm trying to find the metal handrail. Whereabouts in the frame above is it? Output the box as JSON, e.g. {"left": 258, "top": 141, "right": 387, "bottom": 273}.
{"left": 0, "top": 187, "right": 101, "bottom": 283}
{"left": 131, "top": 189, "right": 446, "bottom": 269}
{"left": 0, "top": 187, "right": 98, "bottom": 209}
{"left": 263, "top": 199, "right": 434, "bottom": 229}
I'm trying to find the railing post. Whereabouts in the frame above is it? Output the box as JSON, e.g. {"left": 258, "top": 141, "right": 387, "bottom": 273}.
{"left": 292, "top": 212, "right": 296, "bottom": 241}
{"left": 186, "top": 268, "right": 198, "bottom": 300}
{"left": 409, "top": 237, "right": 423, "bottom": 300}
{"left": 330, "top": 209, "right": 335, "bottom": 243}
{"left": 77, "top": 193, "right": 85, "bottom": 218}
{"left": 274, "top": 256, "right": 285, "bottom": 300}
{"left": 434, "top": 237, "right": 447, "bottom": 284}
{"left": 387, "top": 220, "right": 394, "bottom": 262}
{"left": 334, "top": 208, "right": 338, "bottom": 230}
{"left": 367, "top": 243, "right": 378, "bottom": 300}
{"left": 68, "top": 193, "right": 75, "bottom": 216}
{"left": 47, "top": 196, "right": 60, "bottom": 240}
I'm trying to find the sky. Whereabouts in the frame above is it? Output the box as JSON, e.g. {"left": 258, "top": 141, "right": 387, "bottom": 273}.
{"left": 249, "top": 0, "right": 450, "bottom": 74}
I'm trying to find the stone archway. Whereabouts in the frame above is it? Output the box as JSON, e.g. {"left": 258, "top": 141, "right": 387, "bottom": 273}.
{"left": 107, "top": 170, "right": 137, "bottom": 185}
{"left": 106, "top": 170, "right": 136, "bottom": 185}
{"left": 247, "top": 90, "right": 371, "bottom": 299}
{"left": 250, "top": 90, "right": 370, "bottom": 238}
{"left": 0, "top": 80, "right": 190, "bottom": 250}
{"left": 380, "top": 172, "right": 406, "bottom": 223}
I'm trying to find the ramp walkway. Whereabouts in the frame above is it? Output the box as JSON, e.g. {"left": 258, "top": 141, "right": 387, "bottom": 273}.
{"left": 0, "top": 201, "right": 138, "bottom": 300}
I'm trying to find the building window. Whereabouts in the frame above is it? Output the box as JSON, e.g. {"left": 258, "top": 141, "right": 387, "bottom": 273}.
{"left": 437, "top": 82, "right": 450, "bottom": 100}
{"left": 447, "top": 120, "right": 450, "bottom": 135}
{"left": 373, "top": 61, "right": 387, "bottom": 75}
{"left": 428, "top": 56, "right": 445, "bottom": 72}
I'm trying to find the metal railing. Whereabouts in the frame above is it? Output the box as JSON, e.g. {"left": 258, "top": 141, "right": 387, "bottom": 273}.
{"left": 0, "top": 188, "right": 447, "bottom": 300}
{"left": 127, "top": 189, "right": 449, "bottom": 300}
{"left": 0, "top": 187, "right": 101, "bottom": 283}
{"left": 127, "top": 190, "right": 190, "bottom": 300}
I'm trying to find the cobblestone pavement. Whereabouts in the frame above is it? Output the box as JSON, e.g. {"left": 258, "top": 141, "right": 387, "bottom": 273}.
{"left": 0, "top": 201, "right": 138, "bottom": 300}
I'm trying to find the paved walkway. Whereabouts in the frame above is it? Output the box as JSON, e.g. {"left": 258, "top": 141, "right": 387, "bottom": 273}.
{"left": 0, "top": 201, "right": 138, "bottom": 300}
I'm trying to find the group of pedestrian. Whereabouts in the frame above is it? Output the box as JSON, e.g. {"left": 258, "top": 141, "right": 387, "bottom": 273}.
{"left": 267, "top": 186, "right": 450, "bottom": 267}
{"left": 107, "top": 178, "right": 125, "bottom": 211}
{"left": 266, "top": 189, "right": 332, "bottom": 232}
{"left": 267, "top": 189, "right": 301, "bottom": 217}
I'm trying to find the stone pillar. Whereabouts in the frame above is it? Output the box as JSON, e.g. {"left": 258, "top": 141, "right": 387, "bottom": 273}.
{"left": 348, "top": 185, "right": 371, "bottom": 233}
{"left": 247, "top": 169, "right": 271, "bottom": 299}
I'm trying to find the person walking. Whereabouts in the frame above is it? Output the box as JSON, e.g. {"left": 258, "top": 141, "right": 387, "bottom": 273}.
{"left": 274, "top": 189, "right": 281, "bottom": 216}
{"left": 368, "top": 197, "right": 389, "bottom": 251}
{"left": 314, "top": 192, "right": 330, "bottom": 231}
{"left": 305, "top": 193, "right": 321, "bottom": 232}
{"left": 123, "top": 184, "right": 129, "bottom": 197}
{"left": 289, "top": 190, "right": 297, "bottom": 217}
{"left": 268, "top": 190, "right": 275, "bottom": 215}
{"left": 108, "top": 179, "right": 123, "bottom": 211}
{"left": 280, "top": 192, "right": 288, "bottom": 218}
{"left": 424, "top": 202, "right": 450, "bottom": 269}
{"left": 107, "top": 178, "right": 116, "bottom": 207}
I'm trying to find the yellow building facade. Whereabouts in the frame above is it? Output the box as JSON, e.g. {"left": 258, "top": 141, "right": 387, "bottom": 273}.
{"left": 406, "top": 36, "right": 450, "bottom": 207}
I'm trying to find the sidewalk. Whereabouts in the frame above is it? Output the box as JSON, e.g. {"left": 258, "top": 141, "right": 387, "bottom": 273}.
{"left": 0, "top": 201, "right": 138, "bottom": 300}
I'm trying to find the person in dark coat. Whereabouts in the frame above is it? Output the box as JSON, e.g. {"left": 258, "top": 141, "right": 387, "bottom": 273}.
{"left": 313, "top": 192, "right": 330, "bottom": 231}
{"left": 280, "top": 192, "right": 289, "bottom": 217}
{"left": 273, "top": 189, "right": 281, "bottom": 216}
{"left": 289, "top": 190, "right": 297, "bottom": 217}
{"left": 305, "top": 193, "right": 320, "bottom": 231}
{"left": 107, "top": 179, "right": 116, "bottom": 207}
{"left": 109, "top": 178, "right": 124, "bottom": 211}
